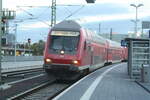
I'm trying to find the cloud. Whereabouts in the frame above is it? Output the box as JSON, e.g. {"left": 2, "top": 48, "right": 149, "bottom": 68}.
{"left": 18, "top": 10, "right": 150, "bottom": 30}
{"left": 73, "top": 11, "right": 150, "bottom": 24}
{"left": 96, "top": 0, "right": 134, "bottom": 4}
{"left": 4, "top": 0, "right": 150, "bottom": 43}
{"left": 4, "top": 0, "right": 51, "bottom": 9}
{"left": 19, "top": 22, "right": 50, "bottom": 30}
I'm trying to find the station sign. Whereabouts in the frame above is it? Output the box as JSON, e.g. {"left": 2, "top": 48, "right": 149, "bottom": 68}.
{"left": 142, "top": 21, "right": 150, "bottom": 29}
{"left": 51, "top": 31, "right": 80, "bottom": 36}
{"left": 121, "top": 40, "right": 127, "bottom": 47}
{"left": 28, "top": 38, "right": 31, "bottom": 44}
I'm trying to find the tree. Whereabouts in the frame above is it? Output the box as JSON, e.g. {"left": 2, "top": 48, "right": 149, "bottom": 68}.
{"left": 30, "top": 40, "right": 45, "bottom": 56}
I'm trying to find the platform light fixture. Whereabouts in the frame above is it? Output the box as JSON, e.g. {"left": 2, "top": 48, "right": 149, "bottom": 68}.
{"left": 86, "top": 0, "right": 96, "bottom": 3}
{"left": 130, "top": 4, "right": 144, "bottom": 37}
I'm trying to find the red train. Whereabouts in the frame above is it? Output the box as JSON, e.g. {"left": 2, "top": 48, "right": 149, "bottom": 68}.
{"left": 43, "top": 20, "right": 127, "bottom": 79}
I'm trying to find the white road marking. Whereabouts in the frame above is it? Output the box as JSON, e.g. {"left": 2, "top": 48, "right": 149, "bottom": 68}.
{"left": 53, "top": 63, "right": 123, "bottom": 100}
{"left": 53, "top": 69, "right": 95, "bottom": 100}
{"left": 80, "top": 64, "right": 122, "bottom": 100}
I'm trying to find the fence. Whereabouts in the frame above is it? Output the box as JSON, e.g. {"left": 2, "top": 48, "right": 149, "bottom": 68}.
{"left": 2, "top": 56, "right": 43, "bottom": 62}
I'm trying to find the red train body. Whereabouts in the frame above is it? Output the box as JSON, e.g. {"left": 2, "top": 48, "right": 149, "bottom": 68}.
{"left": 43, "top": 20, "right": 127, "bottom": 79}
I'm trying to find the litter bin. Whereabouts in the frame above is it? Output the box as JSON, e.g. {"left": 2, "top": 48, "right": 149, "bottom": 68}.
{"left": 141, "top": 65, "right": 150, "bottom": 83}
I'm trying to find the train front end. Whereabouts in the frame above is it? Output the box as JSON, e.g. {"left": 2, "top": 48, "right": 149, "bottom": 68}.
{"left": 43, "top": 21, "right": 84, "bottom": 79}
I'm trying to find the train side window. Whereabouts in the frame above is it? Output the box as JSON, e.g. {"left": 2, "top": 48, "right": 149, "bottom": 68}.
{"left": 88, "top": 46, "right": 91, "bottom": 51}
{"left": 85, "top": 30, "right": 88, "bottom": 37}
{"left": 108, "top": 49, "right": 112, "bottom": 53}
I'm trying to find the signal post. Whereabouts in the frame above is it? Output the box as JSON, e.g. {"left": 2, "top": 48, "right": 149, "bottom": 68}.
{"left": 0, "top": 0, "right": 2, "bottom": 86}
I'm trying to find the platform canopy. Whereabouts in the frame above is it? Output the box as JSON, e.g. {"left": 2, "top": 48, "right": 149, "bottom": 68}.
{"left": 142, "top": 21, "right": 150, "bottom": 29}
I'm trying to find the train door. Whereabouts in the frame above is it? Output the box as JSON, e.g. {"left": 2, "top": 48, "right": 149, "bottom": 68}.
{"left": 90, "top": 46, "right": 94, "bottom": 66}
{"left": 85, "top": 40, "right": 94, "bottom": 67}
{"left": 106, "top": 48, "right": 108, "bottom": 63}
{"left": 105, "top": 41, "right": 109, "bottom": 64}
{"left": 85, "top": 30, "right": 94, "bottom": 68}
{"left": 87, "top": 42, "right": 94, "bottom": 71}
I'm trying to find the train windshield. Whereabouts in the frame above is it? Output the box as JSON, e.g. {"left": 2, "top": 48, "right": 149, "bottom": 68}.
{"left": 49, "top": 31, "right": 80, "bottom": 54}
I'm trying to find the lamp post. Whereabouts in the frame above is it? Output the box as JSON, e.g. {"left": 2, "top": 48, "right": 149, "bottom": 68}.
{"left": 99, "top": 23, "right": 101, "bottom": 34}
{"left": 13, "top": 20, "right": 23, "bottom": 61}
{"left": 130, "top": 4, "right": 143, "bottom": 37}
{"left": 14, "top": 24, "right": 17, "bottom": 61}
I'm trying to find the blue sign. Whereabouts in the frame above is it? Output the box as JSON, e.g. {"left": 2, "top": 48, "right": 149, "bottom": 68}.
{"left": 121, "top": 40, "right": 127, "bottom": 47}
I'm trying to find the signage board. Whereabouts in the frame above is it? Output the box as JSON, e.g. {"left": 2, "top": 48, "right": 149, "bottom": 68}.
{"left": 142, "top": 21, "right": 150, "bottom": 29}
{"left": 51, "top": 31, "right": 80, "bottom": 36}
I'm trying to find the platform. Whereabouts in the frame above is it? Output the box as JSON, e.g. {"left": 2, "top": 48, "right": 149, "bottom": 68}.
{"left": 53, "top": 63, "right": 150, "bottom": 100}
{"left": 2, "top": 61, "right": 43, "bottom": 73}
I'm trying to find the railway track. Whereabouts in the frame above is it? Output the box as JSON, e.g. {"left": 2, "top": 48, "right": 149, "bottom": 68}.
{"left": 2, "top": 67, "right": 44, "bottom": 78}
{"left": 2, "top": 67, "right": 45, "bottom": 84}
{"left": 0, "top": 66, "right": 72, "bottom": 100}
{"left": 9, "top": 65, "right": 112, "bottom": 100}
{"left": 0, "top": 64, "right": 117, "bottom": 100}
{"left": 9, "top": 81, "right": 71, "bottom": 100}
{"left": 0, "top": 73, "right": 52, "bottom": 100}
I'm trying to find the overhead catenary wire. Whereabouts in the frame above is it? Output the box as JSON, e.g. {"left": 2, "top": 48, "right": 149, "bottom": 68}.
{"left": 8, "top": 17, "right": 37, "bottom": 33}
{"left": 17, "top": 4, "right": 85, "bottom": 25}
{"left": 63, "top": 5, "right": 85, "bottom": 20}
{"left": 17, "top": 6, "right": 51, "bottom": 27}
{"left": 17, "top": 6, "right": 51, "bottom": 19}
{"left": 36, "top": 7, "right": 51, "bottom": 18}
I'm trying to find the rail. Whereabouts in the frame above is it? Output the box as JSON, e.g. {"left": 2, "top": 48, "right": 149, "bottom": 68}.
{"left": 2, "top": 67, "right": 44, "bottom": 78}
{"left": 8, "top": 81, "right": 53, "bottom": 100}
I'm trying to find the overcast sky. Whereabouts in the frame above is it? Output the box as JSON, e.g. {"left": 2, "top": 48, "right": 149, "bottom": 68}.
{"left": 3, "top": 0, "right": 150, "bottom": 43}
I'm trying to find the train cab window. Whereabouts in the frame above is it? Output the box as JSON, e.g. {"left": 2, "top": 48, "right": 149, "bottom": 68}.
{"left": 49, "top": 31, "right": 80, "bottom": 54}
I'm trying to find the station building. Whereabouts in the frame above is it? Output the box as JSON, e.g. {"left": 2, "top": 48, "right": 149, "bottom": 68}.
{"left": 1, "top": 9, "right": 32, "bottom": 56}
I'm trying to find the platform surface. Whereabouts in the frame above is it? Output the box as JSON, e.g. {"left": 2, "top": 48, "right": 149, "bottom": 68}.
{"left": 2, "top": 61, "right": 43, "bottom": 73}
{"left": 53, "top": 63, "right": 150, "bottom": 100}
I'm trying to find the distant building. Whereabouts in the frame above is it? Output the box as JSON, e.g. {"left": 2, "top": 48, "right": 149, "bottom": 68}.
{"left": 141, "top": 30, "right": 150, "bottom": 38}
{"left": 2, "top": 34, "right": 15, "bottom": 47}
{"left": 127, "top": 30, "right": 150, "bottom": 39}
{"left": 1, "top": 32, "right": 33, "bottom": 56}
{"left": 1, "top": 9, "right": 33, "bottom": 56}
{"left": 2, "top": 46, "right": 32, "bottom": 56}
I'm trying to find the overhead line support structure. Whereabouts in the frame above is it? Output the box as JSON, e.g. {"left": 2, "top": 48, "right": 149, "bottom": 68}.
{"left": 51, "top": 0, "right": 56, "bottom": 27}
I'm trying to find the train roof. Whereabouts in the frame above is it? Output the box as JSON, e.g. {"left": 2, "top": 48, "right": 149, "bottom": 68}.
{"left": 51, "top": 20, "right": 120, "bottom": 48}
{"left": 106, "top": 39, "right": 121, "bottom": 48}
{"left": 51, "top": 20, "right": 82, "bottom": 31}
{"left": 84, "top": 29, "right": 107, "bottom": 45}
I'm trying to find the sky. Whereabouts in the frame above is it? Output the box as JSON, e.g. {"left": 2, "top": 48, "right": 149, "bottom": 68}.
{"left": 3, "top": 0, "right": 150, "bottom": 43}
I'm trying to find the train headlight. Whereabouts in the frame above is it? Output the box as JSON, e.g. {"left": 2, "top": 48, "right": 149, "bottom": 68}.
{"left": 45, "top": 58, "right": 52, "bottom": 63}
{"left": 60, "top": 50, "right": 64, "bottom": 54}
{"left": 72, "top": 60, "right": 79, "bottom": 65}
